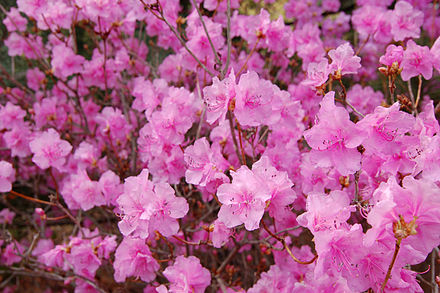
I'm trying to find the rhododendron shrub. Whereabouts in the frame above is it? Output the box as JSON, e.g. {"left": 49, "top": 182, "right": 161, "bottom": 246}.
{"left": 1, "top": 0, "right": 440, "bottom": 292}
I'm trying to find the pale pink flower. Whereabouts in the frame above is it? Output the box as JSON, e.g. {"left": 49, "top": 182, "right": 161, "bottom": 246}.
{"left": 163, "top": 256, "right": 211, "bottom": 293}
{"left": 328, "top": 42, "right": 361, "bottom": 76}
{"left": 0, "top": 161, "right": 15, "bottom": 192}
{"left": 29, "top": 128, "right": 72, "bottom": 170}
{"left": 217, "top": 166, "right": 271, "bottom": 230}
{"left": 113, "top": 237, "right": 159, "bottom": 283}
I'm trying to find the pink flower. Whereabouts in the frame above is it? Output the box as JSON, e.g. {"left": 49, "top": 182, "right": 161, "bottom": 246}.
{"left": 390, "top": 1, "right": 423, "bottom": 41}
{"left": 3, "top": 8, "right": 27, "bottom": 32}
{"left": 113, "top": 237, "right": 159, "bottom": 283}
{"left": 248, "top": 265, "right": 295, "bottom": 292}
{"left": 379, "top": 45, "right": 404, "bottom": 67}
{"left": 366, "top": 177, "right": 440, "bottom": 262}
{"left": 430, "top": 36, "right": 440, "bottom": 72}
{"left": 302, "top": 59, "right": 331, "bottom": 89}
{"left": 184, "top": 138, "right": 229, "bottom": 187}
{"left": 98, "top": 170, "right": 123, "bottom": 206}
{"left": 69, "top": 170, "right": 105, "bottom": 211}
{"left": 235, "top": 71, "right": 281, "bottom": 127}
{"left": 0, "top": 161, "right": 15, "bottom": 192}
{"left": 303, "top": 91, "right": 366, "bottom": 176}
{"left": 163, "top": 256, "right": 211, "bottom": 293}
{"left": 357, "top": 102, "right": 415, "bottom": 156}
{"left": 51, "top": 44, "right": 85, "bottom": 79}
{"left": 297, "top": 190, "right": 354, "bottom": 233}
{"left": 0, "top": 102, "right": 26, "bottom": 130}
{"left": 66, "top": 242, "right": 101, "bottom": 279}
{"left": 0, "top": 208, "right": 15, "bottom": 224}
{"left": 328, "top": 43, "right": 361, "bottom": 76}
{"left": 352, "top": 5, "right": 383, "bottom": 38}
{"left": 117, "top": 169, "right": 189, "bottom": 238}
{"left": 4, "top": 124, "right": 32, "bottom": 158}
{"left": 217, "top": 166, "right": 271, "bottom": 230}
{"left": 401, "top": 40, "right": 433, "bottom": 81}
{"left": 1, "top": 242, "right": 23, "bottom": 265}
{"left": 252, "top": 156, "right": 296, "bottom": 218}
{"left": 346, "top": 84, "right": 383, "bottom": 115}
{"left": 202, "top": 70, "right": 236, "bottom": 125}
{"left": 29, "top": 128, "right": 72, "bottom": 170}
{"left": 211, "top": 219, "right": 231, "bottom": 248}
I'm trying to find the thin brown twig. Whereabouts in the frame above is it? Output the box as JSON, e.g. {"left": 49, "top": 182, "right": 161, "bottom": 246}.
{"left": 236, "top": 39, "right": 259, "bottom": 78}
{"left": 9, "top": 190, "right": 55, "bottom": 206}
{"left": 381, "top": 238, "right": 402, "bottom": 292}
{"left": 227, "top": 111, "right": 244, "bottom": 165}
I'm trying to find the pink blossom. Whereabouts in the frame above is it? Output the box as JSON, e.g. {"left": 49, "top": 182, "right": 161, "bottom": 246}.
{"left": 0, "top": 208, "right": 15, "bottom": 224}
{"left": 430, "top": 36, "right": 440, "bottom": 72}
{"left": 69, "top": 170, "right": 105, "bottom": 211}
{"left": 366, "top": 177, "right": 440, "bottom": 262}
{"left": 113, "top": 237, "right": 159, "bottom": 283}
{"left": 328, "top": 42, "right": 361, "bottom": 76}
{"left": 202, "top": 70, "right": 236, "bottom": 125}
{"left": 217, "top": 166, "right": 271, "bottom": 230}
{"left": 66, "top": 242, "right": 101, "bottom": 279}
{"left": 163, "top": 256, "right": 211, "bottom": 293}
{"left": 390, "top": 1, "right": 424, "bottom": 41}
{"left": 302, "top": 59, "right": 331, "bottom": 89}
{"left": 51, "top": 44, "right": 85, "bottom": 79}
{"left": 401, "top": 40, "right": 433, "bottom": 81}
{"left": 352, "top": 5, "right": 383, "bottom": 38}
{"left": 248, "top": 265, "right": 295, "bottom": 292}
{"left": 346, "top": 84, "right": 383, "bottom": 115}
{"left": 98, "top": 170, "right": 123, "bottom": 206}
{"left": 1, "top": 242, "right": 23, "bottom": 265}
{"left": 235, "top": 71, "right": 281, "bottom": 127}
{"left": 29, "top": 128, "right": 72, "bottom": 170}
{"left": 0, "top": 102, "right": 26, "bottom": 130}
{"left": 184, "top": 138, "right": 229, "bottom": 187}
{"left": 0, "top": 161, "right": 15, "bottom": 192}
{"left": 3, "top": 8, "right": 27, "bottom": 32}
{"left": 379, "top": 45, "right": 404, "bottom": 67}
{"left": 117, "top": 169, "right": 189, "bottom": 238}
{"left": 211, "top": 219, "right": 231, "bottom": 248}
{"left": 252, "top": 156, "right": 296, "bottom": 218}
{"left": 297, "top": 190, "right": 354, "bottom": 233}
{"left": 304, "top": 91, "right": 366, "bottom": 176}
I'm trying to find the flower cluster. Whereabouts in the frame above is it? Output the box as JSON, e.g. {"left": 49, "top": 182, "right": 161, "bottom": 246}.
{"left": 1, "top": 0, "right": 440, "bottom": 292}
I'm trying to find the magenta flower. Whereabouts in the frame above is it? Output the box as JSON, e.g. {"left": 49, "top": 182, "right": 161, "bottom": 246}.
{"left": 401, "top": 40, "right": 433, "bottom": 81}
{"left": 113, "top": 237, "right": 159, "bottom": 283}
{"left": 217, "top": 166, "right": 271, "bottom": 230}
{"left": 163, "top": 255, "right": 211, "bottom": 293}
{"left": 29, "top": 128, "right": 72, "bottom": 171}
{"left": 303, "top": 91, "right": 366, "bottom": 176}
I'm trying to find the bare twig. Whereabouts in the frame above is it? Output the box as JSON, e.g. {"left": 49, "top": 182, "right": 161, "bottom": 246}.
{"left": 221, "top": 0, "right": 232, "bottom": 79}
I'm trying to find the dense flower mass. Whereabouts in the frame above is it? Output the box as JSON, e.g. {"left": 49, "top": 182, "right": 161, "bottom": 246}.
{"left": 1, "top": 0, "right": 440, "bottom": 292}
